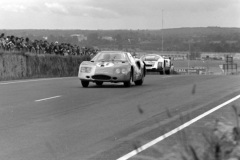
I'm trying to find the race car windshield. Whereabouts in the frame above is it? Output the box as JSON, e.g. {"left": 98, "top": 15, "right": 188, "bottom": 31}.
{"left": 143, "top": 56, "right": 160, "bottom": 61}
{"left": 93, "top": 52, "right": 127, "bottom": 62}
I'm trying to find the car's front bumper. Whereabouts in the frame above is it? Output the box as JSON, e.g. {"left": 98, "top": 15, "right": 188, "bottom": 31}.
{"left": 146, "top": 67, "right": 164, "bottom": 72}
{"left": 145, "top": 61, "right": 163, "bottom": 72}
{"left": 79, "top": 73, "right": 131, "bottom": 82}
{"left": 78, "top": 63, "right": 132, "bottom": 82}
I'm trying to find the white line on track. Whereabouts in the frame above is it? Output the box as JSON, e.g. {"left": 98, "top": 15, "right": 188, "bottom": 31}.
{"left": 117, "top": 94, "right": 240, "bottom": 160}
{"left": 0, "top": 77, "right": 74, "bottom": 85}
{"left": 35, "top": 95, "right": 61, "bottom": 102}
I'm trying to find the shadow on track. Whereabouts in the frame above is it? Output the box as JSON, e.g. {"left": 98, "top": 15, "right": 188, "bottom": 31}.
{"left": 84, "top": 83, "right": 139, "bottom": 89}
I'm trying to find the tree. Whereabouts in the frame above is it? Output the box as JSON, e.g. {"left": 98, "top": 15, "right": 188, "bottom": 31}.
{"left": 87, "top": 33, "right": 99, "bottom": 45}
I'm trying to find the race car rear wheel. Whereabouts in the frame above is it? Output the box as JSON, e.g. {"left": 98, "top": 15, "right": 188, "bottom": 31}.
{"left": 81, "top": 80, "right": 89, "bottom": 88}
{"left": 159, "top": 69, "right": 165, "bottom": 75}
{"left": 165, "top": 70, "right": 170, "bottom": 75}
{"left": 134, "top": 77, "right": 144, "bottom": 86}
{"left": 96, "top": 81, "right": 103, "bottom": 86}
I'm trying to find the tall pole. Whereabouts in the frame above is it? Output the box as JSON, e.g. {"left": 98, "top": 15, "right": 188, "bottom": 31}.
{"left": 188, "top": 42, "right": 190, "bottom": 75}
{"left": 162, "top": 9, "right": 164, "bottom": 52}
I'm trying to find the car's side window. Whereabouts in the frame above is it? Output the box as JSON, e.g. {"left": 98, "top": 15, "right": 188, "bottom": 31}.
{"left": 127, "top": 53, "right": 135, "bottom": 64}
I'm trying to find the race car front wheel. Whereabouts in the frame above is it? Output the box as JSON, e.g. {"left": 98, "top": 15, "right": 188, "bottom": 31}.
{"left": 96, "top": 81, "right": 103, "bottom": 86}
{"left": 124, "top": 70, "right": 133, "bottom": 87}
{"left": 81, "top": 80, "right": 89, "bottom": 88}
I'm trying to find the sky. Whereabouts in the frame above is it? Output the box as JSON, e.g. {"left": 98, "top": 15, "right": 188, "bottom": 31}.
{"left": 0, "top": 0, "right": 239, "bottom": 30}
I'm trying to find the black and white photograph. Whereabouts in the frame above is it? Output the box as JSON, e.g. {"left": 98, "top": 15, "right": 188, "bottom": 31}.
{"left": 0, "top": 0, "right": 240, "bottom": 159}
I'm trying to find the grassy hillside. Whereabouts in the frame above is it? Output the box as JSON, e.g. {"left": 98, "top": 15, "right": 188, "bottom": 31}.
{"left": 1, "top": 27, "right": 240, "bottom": 52}
{"left": 1, "top": 27, "right": 240, "bottom": 38}
{"left": 0, "top": 51, "right": 90, "bottom": 81}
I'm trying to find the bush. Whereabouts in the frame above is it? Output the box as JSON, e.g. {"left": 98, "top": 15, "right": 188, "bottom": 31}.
{"left": 0, "top": 51, "right": 91, "bottom": 81}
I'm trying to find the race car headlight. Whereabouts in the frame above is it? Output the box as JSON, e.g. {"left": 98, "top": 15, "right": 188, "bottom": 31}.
{"left": 115, "top": 68, "right": 129, "bottom": 74}
{"left": 121, "top": 68, "right": 128, "bottom": 74}
{"left": 115, "top": 68, "right": 121, "bottom": 74}
{"left": 80, "top": 67, "right": 92, "bottom": 73}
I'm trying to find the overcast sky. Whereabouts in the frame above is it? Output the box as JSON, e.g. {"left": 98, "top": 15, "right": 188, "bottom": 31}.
{"left": 0, "top": 0, "right": 239, "bottom": 30}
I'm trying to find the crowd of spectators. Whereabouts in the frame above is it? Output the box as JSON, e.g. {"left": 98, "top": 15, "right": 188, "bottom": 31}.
{"left": 0, "top": 33, "right": 98, "bottom": 56}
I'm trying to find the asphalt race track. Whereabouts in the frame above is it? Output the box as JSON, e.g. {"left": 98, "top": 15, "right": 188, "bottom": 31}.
{"left": 0, "top": 75, "right": 240, "bottom": 160}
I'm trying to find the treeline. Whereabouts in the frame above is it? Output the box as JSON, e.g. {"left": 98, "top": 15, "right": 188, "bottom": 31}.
{"left": 1, "top": 27, "right": 240, "bottom": 52}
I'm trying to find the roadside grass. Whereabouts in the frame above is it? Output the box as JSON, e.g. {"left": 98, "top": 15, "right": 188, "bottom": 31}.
{"left": 0, "top": 51, "right": 91, "bottom": 81}
{"left": 132, "top": 84, "right": 240, "bottom": 160}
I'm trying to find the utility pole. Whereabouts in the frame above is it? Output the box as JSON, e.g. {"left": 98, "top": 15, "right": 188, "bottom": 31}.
{"left": 188, "top": 41, "right": 191, "bottom": 75}
{"left": 161, "top": 9, "right": 164, "bottom": 52}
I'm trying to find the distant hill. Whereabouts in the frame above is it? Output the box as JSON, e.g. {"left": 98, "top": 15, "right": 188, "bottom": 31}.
{"left": 151, "top": 27, "right": 240, "bottom": 37}
{"left": 1, "top": 27, "right": 240, "bottom": 52}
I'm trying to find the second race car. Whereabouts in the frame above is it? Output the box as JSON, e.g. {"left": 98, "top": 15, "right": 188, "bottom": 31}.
{"left": 141, "top": 54, "right": 174, "bottom": 75}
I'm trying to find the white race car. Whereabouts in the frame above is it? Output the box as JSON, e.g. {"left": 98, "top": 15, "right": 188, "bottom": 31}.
{"left": 141, "top": 54, "right": 165, "bottom": 74}
{"left": 141, "top": 54, "right": 174, "bottom": 75}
